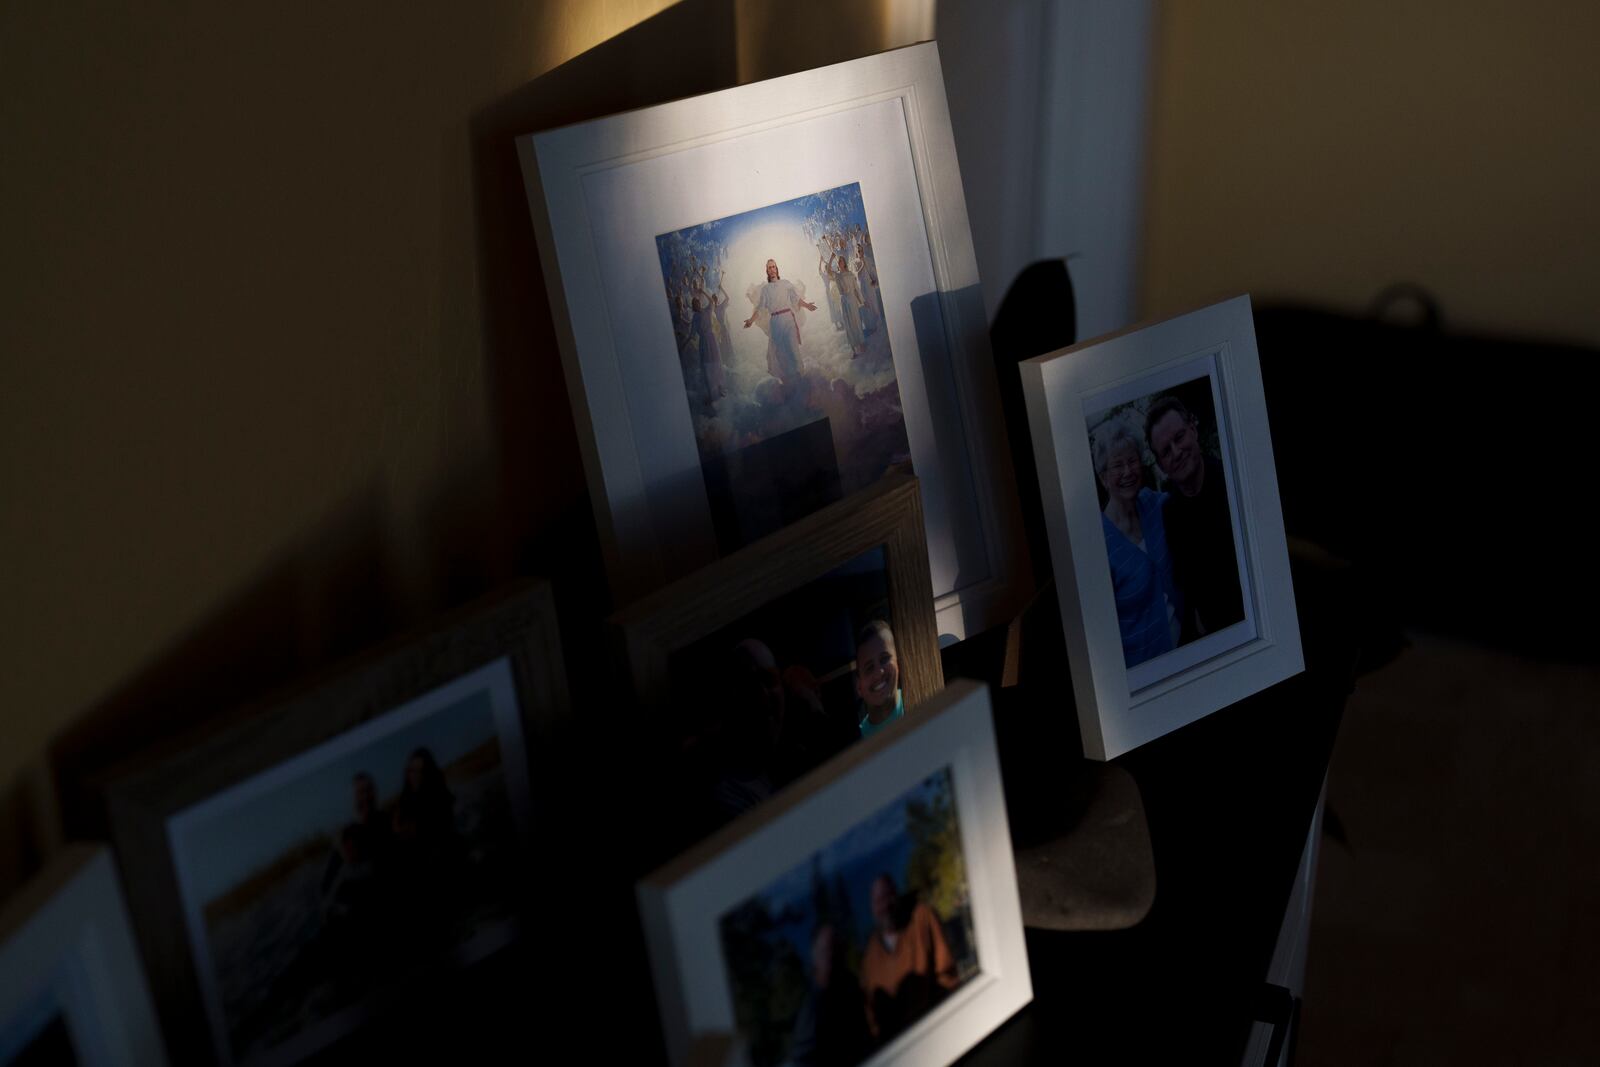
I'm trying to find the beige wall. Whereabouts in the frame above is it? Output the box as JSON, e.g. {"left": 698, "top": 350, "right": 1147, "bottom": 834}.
{"left": 1143, "top": 1, "right": 1600, "bottom": 344}
{"left": 0, "top": 0, "right": 721, "bottom": 879}
{"left": 0, "top": 2, "right": 913, "bottom": 892}
{"left": 738, "top": 0, "right": 889, "bottom": 79}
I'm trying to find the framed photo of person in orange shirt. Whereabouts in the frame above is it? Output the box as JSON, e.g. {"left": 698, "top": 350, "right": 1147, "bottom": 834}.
{"left": 636, "top": 680, "right": 1030, "bottom": 1067}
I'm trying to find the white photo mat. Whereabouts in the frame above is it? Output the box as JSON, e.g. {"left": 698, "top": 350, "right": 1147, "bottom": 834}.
{"left": 165, "top": 658, "right": 531, "bottom": 1067}
{"left": 0, "top": 846, "right": 168, "bottom": 1067}
{"left": 520, "top": 42, "right": 1025, "bottom": 642}
{"left": 1021, "top": 295, "right": 1303, "bottom": 760}
{"left": 637, "top": 679, "right": 1030, "bottom": 1067}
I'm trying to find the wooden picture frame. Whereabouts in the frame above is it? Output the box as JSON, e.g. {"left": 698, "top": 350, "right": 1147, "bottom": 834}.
{"left": 609, "top": 474, "right": 944, "bottom": 859}
{"left": 102, "top": 579, "right": 568, "bottom": 1067}
{"left": 519, "top": 41, "right": 1028, "bottom": 644}
{"left": 611, "top": 473, "right": 942, "bottom": 720}
{"left": 636, "top": 679, "right": 1030, "bottom": 1067}
{"left": 1021, "top": 296, "right": 1303, "bottom": 759}
{"left": 0, "top": 845, "right": 168, "bottom": 1066}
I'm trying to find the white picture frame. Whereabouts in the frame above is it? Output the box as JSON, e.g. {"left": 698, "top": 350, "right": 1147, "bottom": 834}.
{"left": 0, "top": 845, "right": 168, "bottom": 1067}
{"left": 637, "top": 679, "right": 1030, "bottom": 1067}
{"left": 162, "top": 658, "right": 532, "bottom": 1067}
{"left": 518, "top": 41, "right": 1027, "bottom": 643}
{"left": 1020, "top": 295, "right": 1303, "bottom": 760}
{"left": 103, "top": 580, "right": 569, "bottom": 1067}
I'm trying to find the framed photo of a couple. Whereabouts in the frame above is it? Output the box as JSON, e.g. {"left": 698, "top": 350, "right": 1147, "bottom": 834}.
{"left": 519, "top": 42, "right": 1028, "bottom": 643}
{"left": 636, "top": 680, "right": 1030, "bottom": 1067}
{"left": 1022, "top": 296, "right": 1303, "bottom": 760}
{"left": 103, "top": 581, "right": 568, "bottom": 1067}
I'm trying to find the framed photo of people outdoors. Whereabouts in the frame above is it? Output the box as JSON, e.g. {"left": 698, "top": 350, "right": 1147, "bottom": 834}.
{"left": 519, "top": 41, "right": 1029, "bottom": 644}
{"left": 0, "top": 846, "right": 168, "bottom": 1067}
{"left": 611, "top": 474, "right": 942, "bottom": 854}
{"left": 1020, "top": 296, "right": 1303, "bottom": 760}
{"left": 102, "top": 580, "right": 568, "bottom": 1067}
{"left": 636, "top": 679, "right": 1030, "bottom": 1067}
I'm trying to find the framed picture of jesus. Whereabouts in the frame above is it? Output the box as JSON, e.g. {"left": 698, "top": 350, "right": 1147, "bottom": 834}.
{"left": 519, "top": 42, "right": 1029, "bottom": 643}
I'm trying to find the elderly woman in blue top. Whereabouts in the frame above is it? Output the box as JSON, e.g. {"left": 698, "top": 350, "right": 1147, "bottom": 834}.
{"left": 1093, "top": 417, "right": 1183, "bottom": 668}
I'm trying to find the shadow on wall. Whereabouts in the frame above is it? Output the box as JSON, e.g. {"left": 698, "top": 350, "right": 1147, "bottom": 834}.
{"left": 468, "top": 0, "right": 739, "bottom": 579}
{"left": 1254, "top": 296, "right": 1600, "bottom": 663}
{"left": 735, "top": 0, "right": 891, "bottom": 81}
{"left": 1, "top": 0, "right": 746, "bottom": 899}
{"left": 41, "top": 485, "right": 395, "bottom": 852}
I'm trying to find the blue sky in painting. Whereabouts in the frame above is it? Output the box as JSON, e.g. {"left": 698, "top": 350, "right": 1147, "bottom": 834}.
{"left": 655, "top": 182, "right": 871, "bottom": 292}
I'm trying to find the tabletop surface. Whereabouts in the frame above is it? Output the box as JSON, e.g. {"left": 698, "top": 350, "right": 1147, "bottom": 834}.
{"left": 953, "top": 547, "right": 1359, "bottom": 1065}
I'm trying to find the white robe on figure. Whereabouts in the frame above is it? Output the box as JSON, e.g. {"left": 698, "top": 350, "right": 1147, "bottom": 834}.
{"left": 690, "top": 292, "right": 725, "bottom": 395}
{"left": 746, "top": 277, "right": 810, "bottom": 383}
{"left": 857, "top": 251, "right": 885, "bottom": 332}
{"left": 852, "top": 254, "right": 879, "bottom": 334}
{"left": 819, "top": 260, "right": 845, "bottom": 329}
{"left": 833, "top": 263, "right": 865, "bottom": 352}
{"left": 705, "top": 269, "right": 732, "bottom": 347}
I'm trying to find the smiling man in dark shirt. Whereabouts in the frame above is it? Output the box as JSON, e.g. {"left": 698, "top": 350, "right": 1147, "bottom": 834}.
{"left": 1145, "top": 395, "right": 1246, "bottom": 641}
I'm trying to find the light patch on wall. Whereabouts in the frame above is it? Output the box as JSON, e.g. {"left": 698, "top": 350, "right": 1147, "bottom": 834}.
{"left": 735, "top": 0, "right": 903, "bottom": 82}
{"left": 1141, "top": 1, "right": 1600, "bottom": 344}
{"left": 535, "top": 0, "right": 687, "bottom": 77}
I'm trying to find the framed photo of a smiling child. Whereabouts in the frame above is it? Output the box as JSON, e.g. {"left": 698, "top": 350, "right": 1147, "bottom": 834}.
{"left": 610, "top": 474, "right": 943, "bottom": 860}
{"left": 1020, "top": 296, "right": 1303, "bottom": 760}
{"left": 518, "top": 42, "right": 1029, "bottom": 646}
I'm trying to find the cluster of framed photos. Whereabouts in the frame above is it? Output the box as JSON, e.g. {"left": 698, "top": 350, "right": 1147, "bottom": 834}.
{"left": 613, "top": 478, "right": 1036, "bottom": 1067}
{"left": 516, "top": 38, "right": 1300, "bottom": 769}
{"left": 516, "top": 43, "right": 1047, "bottom": 1061}
{"left": 2, "top": 38, "right": 1305, "bottom": 1067}
{"left": 519, "top": 35, "right": 1300, "bottom": 1061}
{"left": 6, "top": 476, "right": 1028, "bottom": 1067}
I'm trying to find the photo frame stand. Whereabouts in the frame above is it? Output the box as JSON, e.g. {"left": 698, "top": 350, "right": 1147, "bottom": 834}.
{"left": 943, "top": 576, "right": 1155, "bottom": 932}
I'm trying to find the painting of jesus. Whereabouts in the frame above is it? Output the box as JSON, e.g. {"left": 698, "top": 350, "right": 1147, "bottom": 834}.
{"left": 656, "top": 183, "right": 911, "bottom": 553}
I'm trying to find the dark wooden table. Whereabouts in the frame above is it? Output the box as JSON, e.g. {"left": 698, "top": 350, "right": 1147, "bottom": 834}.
{"left": 949, "top": 547, "right": 1362, "bottom": 1065}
